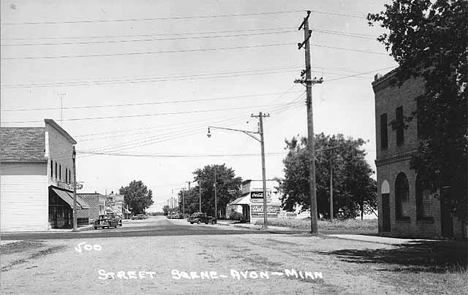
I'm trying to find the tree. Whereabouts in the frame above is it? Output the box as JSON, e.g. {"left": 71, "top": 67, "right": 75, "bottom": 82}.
{"left": 162, "top": 205, "right": 170, "bottom": 216}
{"left": 179, "top": 164, "right": 242, "bottom": 217}
{"left": 368, "top": 0, "right": 467, "bottom": 220}
{"left": 119, "top": 180, "right": 154, "bottom": 215}
{"left": 280, "top": 133, "right": 377, "bottom": 219}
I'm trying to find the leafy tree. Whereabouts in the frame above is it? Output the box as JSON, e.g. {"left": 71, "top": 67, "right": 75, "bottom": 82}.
{"left": 119, "top": 180, "right": 154, "bottom": 215}
{"left": 179, "top": 164, "right": 242, "bottom": 217}
{"left": 280, "top": 133, "right": 377, "bottom": 219}
{"left": 368, "top": 0, "right": 467, "bottom": 220}
{"left": 162, "top": 205, "right": 170, "bottom": 216}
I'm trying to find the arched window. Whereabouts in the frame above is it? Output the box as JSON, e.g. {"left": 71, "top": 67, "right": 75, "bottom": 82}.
{"left": 416, "top": 175, "right": 433, "bottom": 219}
{"left": 395, "top": 172, "right": 410, "bottom": 220}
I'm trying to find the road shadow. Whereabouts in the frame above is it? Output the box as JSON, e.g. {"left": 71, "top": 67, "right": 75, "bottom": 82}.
{"left": 319, "top": 240, "right": 467, "bottom": 273}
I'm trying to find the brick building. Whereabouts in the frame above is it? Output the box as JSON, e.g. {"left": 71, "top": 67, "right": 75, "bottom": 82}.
{"left": 372, "top": 70, "right": 465, "bottom": 238}
{"left": 77, "top": 192, "right": 107, "bottom": 223}
{"left": 0, "top": 119, "right": 89, "bottom": 231}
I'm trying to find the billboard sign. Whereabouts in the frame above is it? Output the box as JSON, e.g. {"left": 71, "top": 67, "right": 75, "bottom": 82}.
{"left": 250, "top": 190, "right": 272, "bottom": 203}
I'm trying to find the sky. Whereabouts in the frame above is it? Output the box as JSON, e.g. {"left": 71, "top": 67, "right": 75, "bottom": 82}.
{"left": 1, "top": 0, "right": 397, "bottom": 212}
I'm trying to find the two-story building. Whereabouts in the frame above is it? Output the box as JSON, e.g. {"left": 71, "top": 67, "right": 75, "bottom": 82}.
{"left": 0, "top": 119, "right": 89, "bottom": 231}
{"left": 372, "top": 70, "right": 464, "bottom": 238}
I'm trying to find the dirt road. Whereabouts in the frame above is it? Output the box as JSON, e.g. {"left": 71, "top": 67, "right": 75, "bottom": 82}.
{"left": 1, "top": 217, "right": 466, "bottom": 295}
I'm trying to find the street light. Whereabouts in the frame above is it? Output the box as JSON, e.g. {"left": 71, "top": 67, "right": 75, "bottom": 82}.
{"left": 207, "top": 112, "right": 270, "bottom": 229}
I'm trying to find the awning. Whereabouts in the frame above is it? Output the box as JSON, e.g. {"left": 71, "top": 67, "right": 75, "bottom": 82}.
{"left": 51, "top": 187, "right": 90, "bottom": 209}
{"left": 229, "top": 196, "right": 250, "bottom": 205}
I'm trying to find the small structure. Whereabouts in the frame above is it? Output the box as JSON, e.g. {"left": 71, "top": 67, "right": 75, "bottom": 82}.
{"left": 372, "top": 70, "right": 465, "bottom": 238}
{"left": 226, "top": 179, "right": 281, "bottom": 222}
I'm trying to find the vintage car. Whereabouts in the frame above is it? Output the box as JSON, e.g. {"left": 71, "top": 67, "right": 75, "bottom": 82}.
{"left": 131, "top": 214, "right": 148, "bottom": 220}
{"left": 187, "top": 212, "right": 216, "bottom": 224}
{"left": 94, "top": 214, "right": 120, "bottom": 229}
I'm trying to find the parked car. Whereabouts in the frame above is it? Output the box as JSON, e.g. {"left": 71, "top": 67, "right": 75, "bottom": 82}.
{"left": 94, "top": 214, "right": 120, "bottom": 229}
{"left": 131, "top": 214, "right": 148, "bottom": 220}
{"left": 187, "top": 212, "right": 216, "bottom": 224}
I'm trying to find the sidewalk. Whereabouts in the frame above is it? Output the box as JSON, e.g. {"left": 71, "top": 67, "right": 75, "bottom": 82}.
{"left": 1, "top": 225, "right": 94, "bottom": 236}
{"left": 216, "top": 220, "right": 299, "bottom": 232}
{"left": 326, "top": 234, "right": 433, "bottom": 245}
{"left": 215, "top": 220, "right": 437, "bottom": 245}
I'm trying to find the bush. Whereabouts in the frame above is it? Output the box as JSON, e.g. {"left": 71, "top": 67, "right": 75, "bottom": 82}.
{"left": 229, "top": 211, "right": 244, "bottom": 221}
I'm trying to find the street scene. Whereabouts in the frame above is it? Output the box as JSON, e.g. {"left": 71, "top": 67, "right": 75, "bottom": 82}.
{"left": 1, "top": 0, "right": 467, "bottom": 294}
{"left": 2, "top": 216, "right": 466, "bottom": 295}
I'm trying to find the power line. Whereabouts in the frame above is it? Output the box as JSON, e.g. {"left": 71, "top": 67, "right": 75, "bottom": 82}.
{"left": 0, "top": 9, "right": 365, "bottom": 26}
{"left": 1, "top": 42, "right": 294, "bottom": 60}
{"left": 1, "top": 30, "right": 296, "bottom": 47}
{"left": 1, "top": 10, "right": 305, "bottom": 25}
{"left": 2, "top": 102, "right": 301, "bottom": 124}
{"left": 1, "top": 67, "right": 301, "bottom": 89}
{"left": 0, "top": 28, "right": 379, "bottom": 47}
{"left": 325, "top": 66, "right": 395, "bottom": 82}
{"left": 1, "top": 42, "right": 389, "bottom": 60}
{"left": 1, "top": 26, "right": 297, "bottom": 41}
{"left": 78, "top": 151, "right": 287, "bottom": 158}
{"left": 3, "top": 90, "right": 303, "bottom": 112}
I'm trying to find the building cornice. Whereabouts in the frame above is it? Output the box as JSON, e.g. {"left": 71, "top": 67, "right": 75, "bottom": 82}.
{"left": 375, "top": 149, "right": 418, "bottom": 167}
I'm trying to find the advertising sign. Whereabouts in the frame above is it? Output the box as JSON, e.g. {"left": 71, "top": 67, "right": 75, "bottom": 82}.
{"left": 250, "top": 190, "right": 272, "bottom": 203}
{"left": 250, "top": 205, "right": 281, "bottom": 214}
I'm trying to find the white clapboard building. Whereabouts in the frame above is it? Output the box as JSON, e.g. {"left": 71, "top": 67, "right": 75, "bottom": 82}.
{"left": 0, "top": 119, "right": 89, "bottom": 232}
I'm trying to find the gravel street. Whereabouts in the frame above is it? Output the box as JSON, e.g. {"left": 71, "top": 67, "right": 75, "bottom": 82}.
{"left": 1, "top": 216, "right": 466, "bottom": 295}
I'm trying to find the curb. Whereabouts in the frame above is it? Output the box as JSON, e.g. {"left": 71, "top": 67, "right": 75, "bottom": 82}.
{"left": 74, "top": 225, "right": 94, "bottom": 232}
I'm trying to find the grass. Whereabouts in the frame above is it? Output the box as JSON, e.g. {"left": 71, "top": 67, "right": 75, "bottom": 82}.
{"left": 254, "top": 218, "right": 378, "bottom": 234}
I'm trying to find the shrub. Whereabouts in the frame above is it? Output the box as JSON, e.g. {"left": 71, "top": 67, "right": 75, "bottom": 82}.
{"left": 229, "top": 211, "right": 244, "bottom": 221}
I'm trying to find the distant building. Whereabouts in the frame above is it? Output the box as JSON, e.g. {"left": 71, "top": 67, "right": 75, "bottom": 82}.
{"left": 372, "top": 70, "right": 465, "bottom": 238}
{"left": 0, "top": 119, "right": 89, "bottom": 231}
{"left": 77, "top": 192, "right": 107, "bottom": 223}
{"left": 226, "top": 179, "right": 281, "bottom": 222}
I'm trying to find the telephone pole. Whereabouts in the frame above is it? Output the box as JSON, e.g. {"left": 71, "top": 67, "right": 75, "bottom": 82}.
{"left": 251, "top": 112, "right": 270, "bottom": 229}
{"left": 198, "top": 181, "right": 202, "bottom": 213}
{"left": 330, "top": 154, "right": 334, "bottom": 222}
{"left": 295, "top": 10, "right": 323, "bottom": 234}
{"left": 214, "top": 168, "right": 217, "bottom": 221}
{"left": 72, "top": 146, "right": 77, "bottom": 232}
{"left": 207, "top": 111, "right": 270, "bottom": 229}
{"left": 186, "top": 181, "right": 191, "bottom": 214}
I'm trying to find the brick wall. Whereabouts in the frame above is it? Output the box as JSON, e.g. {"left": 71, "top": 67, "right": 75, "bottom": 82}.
{"left": 373, "top": 71, "right": 463, "bottom": 238}
{"left": 78, "top": 193, "right": 105, "bottom": 221}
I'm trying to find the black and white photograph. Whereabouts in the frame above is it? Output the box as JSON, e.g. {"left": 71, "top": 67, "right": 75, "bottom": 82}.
{"left": 1, "top": 0, "right": 467, "bottom": 294}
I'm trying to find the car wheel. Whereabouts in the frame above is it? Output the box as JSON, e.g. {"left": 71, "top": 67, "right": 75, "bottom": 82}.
{"left": 190, "top": 222, "right": 194, "bottom": 224}
{"left": 94, "top": 227, "right": 97, "bottom": 230}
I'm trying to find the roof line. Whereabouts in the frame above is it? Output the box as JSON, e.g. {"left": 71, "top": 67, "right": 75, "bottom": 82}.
{"left": 44, "top": 119, "right": 77, "bottom": 144}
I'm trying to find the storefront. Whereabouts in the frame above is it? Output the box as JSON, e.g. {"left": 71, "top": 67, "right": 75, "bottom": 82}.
{"left": 227, "top": 180, "right": 281, "bottom": 222}
{"left": 48, "top": 186, "right": 89, "bottom": 229}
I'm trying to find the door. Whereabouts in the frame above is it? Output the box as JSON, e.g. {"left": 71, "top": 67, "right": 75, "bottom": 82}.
{"left": 382, "top": 193, "right": 391, "bottom": 232}
{"left": 440, "top": 188, "right": 453, "bottom": 237}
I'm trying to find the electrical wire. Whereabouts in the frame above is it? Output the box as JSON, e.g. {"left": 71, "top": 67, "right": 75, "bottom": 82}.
{"left": 1, "top": 10, "right": 306, "bottom": 25}
{"left": 1, "top": 67, "right": 302, "bottom": 89}
{"left": 1, "top": 30, "right": 296, "bottom": 47}
{"left": 3, "top": 90, "right": 303, "bottom": 112}
{"left": 1, "top": 42, "right": 389, "bottom": 61}
{"left": 2, "top": 102, "right": 304, "bottom": 124}
{"left": 1, "top": 26, "right": 297, "bottom": 41}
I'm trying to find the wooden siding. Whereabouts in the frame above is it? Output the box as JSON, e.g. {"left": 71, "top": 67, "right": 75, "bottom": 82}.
{"left": 1, "top": 172, "right": 48, "bottom": 232}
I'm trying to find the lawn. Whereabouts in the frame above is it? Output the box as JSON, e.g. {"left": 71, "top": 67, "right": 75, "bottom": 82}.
{"left": 254, "top": 218, "right": 378, "bottom": 234}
